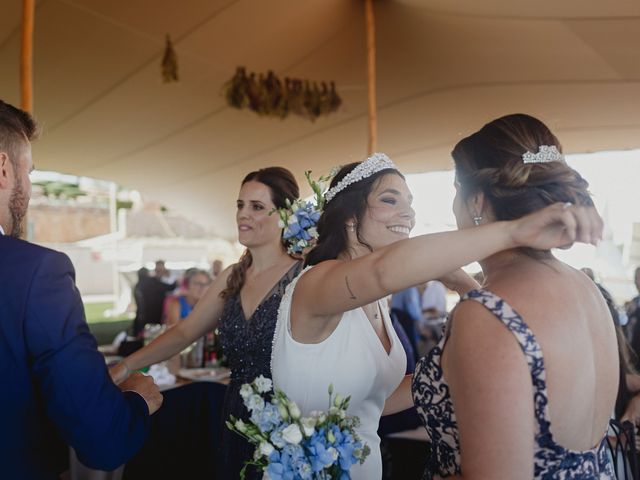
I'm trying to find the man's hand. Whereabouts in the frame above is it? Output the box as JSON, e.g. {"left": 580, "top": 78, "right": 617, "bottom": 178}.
{"left": 118, "top": 373, "right": 163, "bottom": 415}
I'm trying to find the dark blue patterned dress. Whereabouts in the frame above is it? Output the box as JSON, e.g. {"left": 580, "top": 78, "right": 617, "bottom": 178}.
{"left": 412, "top": 289, "right": 615, "bottom": 479}
{"left": 217, "top": 261, "right": 302, "bottom": 480}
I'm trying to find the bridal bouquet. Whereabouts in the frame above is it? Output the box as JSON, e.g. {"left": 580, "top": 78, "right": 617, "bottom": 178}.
{"left": 227, "top": 375, "right": 370, "bottom": 479}
{"left": 274, "top": 171, "right": 330, "bottom": 255}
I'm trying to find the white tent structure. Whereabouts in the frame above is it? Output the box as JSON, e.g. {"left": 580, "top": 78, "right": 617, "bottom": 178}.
{"left": 2, "top": 0, "right": 639, "bottom": 239}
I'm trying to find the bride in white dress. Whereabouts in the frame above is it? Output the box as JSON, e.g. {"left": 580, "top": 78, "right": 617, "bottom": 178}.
{"left": 271, "top": 153, "right": 602, "bottom": 479}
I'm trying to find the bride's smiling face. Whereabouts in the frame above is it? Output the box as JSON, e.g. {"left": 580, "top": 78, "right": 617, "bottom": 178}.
{"left": 355, "top": 173, "right": 415, "bottom": 250}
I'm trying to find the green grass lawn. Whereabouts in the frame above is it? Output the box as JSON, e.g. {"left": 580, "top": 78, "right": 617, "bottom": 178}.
{"left": 84, "top": 302, "right": 133, "bottom": 345}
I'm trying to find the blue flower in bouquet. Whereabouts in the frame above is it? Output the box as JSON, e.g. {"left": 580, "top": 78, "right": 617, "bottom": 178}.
{"left": 250, "top": 402, "right": 282, "bottom": 434}
{"left": 329, "top": 425, "right": 362, "bottom": 471}
{"left": 270, "top": 424, "right": 287, "bottom": 449}
{"left": 307, "top": 428, "right": 339, "bottom": 473}
{"left": 267, "top": 450, "right": 295, "bottom": 480}
{"left": 227, "top": 378, "right": 370, "bottom": 480}
{"left": 283, "top": 442, "right": 312, "bottom": 478}
{"left": 293, "top": 458, "right": 313, "bottom": 480}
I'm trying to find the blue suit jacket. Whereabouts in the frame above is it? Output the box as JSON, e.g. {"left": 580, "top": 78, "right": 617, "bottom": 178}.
{"left": 0, "top": 236, "right": 150, "bottom": 479}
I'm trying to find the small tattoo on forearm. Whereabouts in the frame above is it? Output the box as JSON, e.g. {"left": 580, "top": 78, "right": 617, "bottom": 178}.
{"left": 345, "top": 276, "right": 357, "bottom": 300}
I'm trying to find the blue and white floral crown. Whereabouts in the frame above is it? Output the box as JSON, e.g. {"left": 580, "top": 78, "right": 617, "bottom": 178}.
{"left": 274, "top": 171, "right": 330, "bottom": 255}
{"left": 324, "top": 152, "right": 398, "bottom": 203}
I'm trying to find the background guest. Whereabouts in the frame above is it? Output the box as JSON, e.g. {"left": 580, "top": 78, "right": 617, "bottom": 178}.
{"left": 417, "top": 280, "right": 448, "bottom": 357}
{"left": 131, "top": 264, "right": 177, "bottom": 336}
{"left": 165, "top": 269, "right": 211, "bottom": 327}
{"left": 390, "top": 287, "right": 422, "bottom": 362}
{"left": 154, "top": 259, "right": 177, "bottom": 286}
{"left": 626, "top": 267, "right": 640, "bottom": 367}
{"left": 211, "top": 259, "right": 224, "bottom": 279}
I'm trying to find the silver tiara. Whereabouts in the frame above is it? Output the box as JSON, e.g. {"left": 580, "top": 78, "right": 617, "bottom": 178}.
{"left": 325, "top": 152, "right": 398, "bottom": 203}
{"left": 522, "top": 145, "right": 564, "bottom": 164}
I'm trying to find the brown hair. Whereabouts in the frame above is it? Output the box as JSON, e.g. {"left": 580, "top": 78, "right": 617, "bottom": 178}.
{"left": 452, "top": 113, "right": 593, "bottom": 257}
{"left": 220, "top": 167, "right": 299, "bottom": 299}
{"left": 305, "top": 162, "right": 403, "bottom": 266}
{"left": 0, "top": 100, "right": 37, "bottom": 167}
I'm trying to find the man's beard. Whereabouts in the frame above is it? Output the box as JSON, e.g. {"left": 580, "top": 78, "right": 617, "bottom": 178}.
{"left": 8, "top": 181, "right": 29, "bottom": 239}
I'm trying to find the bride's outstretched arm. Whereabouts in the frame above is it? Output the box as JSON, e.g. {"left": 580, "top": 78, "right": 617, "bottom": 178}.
{"left": 382, "top": 375, "right": 413, "bottom": 416}
{"left": 110, "top": 267, "right": 232, "bottom": 384}
{"left": 295, "top": 203, "right": 601, "bottom": 318}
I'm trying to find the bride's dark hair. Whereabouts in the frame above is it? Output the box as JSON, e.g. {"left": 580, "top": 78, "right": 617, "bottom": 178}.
{"left": 304, "top": 162, "right": 402, "bottom": 266}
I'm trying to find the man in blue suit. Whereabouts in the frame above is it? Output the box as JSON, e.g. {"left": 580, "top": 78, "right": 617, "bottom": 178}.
{"left": 0, "top": 100, "right": 163, "bottom": 479}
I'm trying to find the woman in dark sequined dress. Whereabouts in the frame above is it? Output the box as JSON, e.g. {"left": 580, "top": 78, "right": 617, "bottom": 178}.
{"left": 111, "top": 167, "right": 302, "bottom": 479}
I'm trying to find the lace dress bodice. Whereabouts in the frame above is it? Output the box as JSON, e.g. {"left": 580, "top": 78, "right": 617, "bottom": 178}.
{"left": 412, "top": 289, "right": 615, "bottom": 479}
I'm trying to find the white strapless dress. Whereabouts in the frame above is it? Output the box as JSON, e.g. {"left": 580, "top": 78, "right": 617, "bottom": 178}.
{"left": 271, "top": 268, "right": 406, "bottom": 480}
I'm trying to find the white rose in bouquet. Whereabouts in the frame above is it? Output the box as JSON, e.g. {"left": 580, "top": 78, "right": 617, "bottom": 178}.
{"left": 281, "top": 424, "right": 303, "bottom": 445}
{"left": 300, "top": 417, "right": 316, "bottom": 437}
{"left": 253, "top": 375, "right": 272, "bottom": 394}
{"left": 259, "top": 441, "right": 275, "bottom": 457}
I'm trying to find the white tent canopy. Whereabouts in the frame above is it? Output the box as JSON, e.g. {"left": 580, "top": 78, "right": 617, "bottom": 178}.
{"left": 1, "top": 0, "right": 639, "bottom": 239}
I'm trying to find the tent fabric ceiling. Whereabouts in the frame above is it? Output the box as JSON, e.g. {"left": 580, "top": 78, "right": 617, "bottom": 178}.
{"left": 1, "top": 0, "right": 639, "bottom": 239}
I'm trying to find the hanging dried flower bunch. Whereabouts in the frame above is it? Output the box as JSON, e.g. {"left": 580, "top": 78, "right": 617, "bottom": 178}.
{"left": 161, "top": 35, "right": 179, "bottom": 83}
{"left": 223, "top": 67, "right": 342, "bottom": 121}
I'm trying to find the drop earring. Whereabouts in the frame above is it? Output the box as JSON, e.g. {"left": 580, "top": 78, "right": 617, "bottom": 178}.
{"left": 472, "top": 214, "right": 483, "bottom": 226}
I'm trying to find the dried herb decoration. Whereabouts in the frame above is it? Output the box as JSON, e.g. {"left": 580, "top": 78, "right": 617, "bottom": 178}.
{"left": 161, "top": 35, "right": 178, "bottom": 83}
{"left": 224, "top": 67, "right": 342, "bottom": 121}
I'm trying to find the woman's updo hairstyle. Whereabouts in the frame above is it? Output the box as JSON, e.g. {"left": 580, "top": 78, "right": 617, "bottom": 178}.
{"left": 452, "top": 114, "right": 593, "bottom": 257}
{"left": 453, "top": 113, "right": 593, "bottom": 215}
{"left": 220, "top": 166, "right": 299, "bottom": 299}
{"left": 304, "top": 162, "right": 403, "bottom": 267}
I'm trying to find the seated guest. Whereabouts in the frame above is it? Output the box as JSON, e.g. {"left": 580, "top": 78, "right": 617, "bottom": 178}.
{"left": 165, "top": 269, "right": 211, "bottom": 327}
{"left": 0, "top": 100, "right": 163, "bottom": 479}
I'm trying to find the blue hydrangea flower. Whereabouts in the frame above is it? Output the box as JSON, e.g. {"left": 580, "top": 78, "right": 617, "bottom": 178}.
{"left": 267, "top": 450, "right": 295, "bottom": 480}
{"left": 250, "top": 402, "right": 281, "bottom": 434}
{"left": 329, "top": 425, "right": 361, "bottom": 471}
{"left": 270, "top": 424, "right": 287, "bottom": 449}
{"left": 306, "top": 428, "right": 338, "bottom": 473}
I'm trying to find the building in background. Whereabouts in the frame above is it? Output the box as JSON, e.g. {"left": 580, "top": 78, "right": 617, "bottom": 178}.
{"left": 27, "top": 173, "right": 242, "bottom": 316}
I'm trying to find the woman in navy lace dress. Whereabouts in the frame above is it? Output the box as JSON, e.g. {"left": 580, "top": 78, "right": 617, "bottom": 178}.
{"left": 409, "top": 114, "right": 617, "bottom": 478}
{"left": 111, "top": 167, "right": 302, "bottom": 479}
